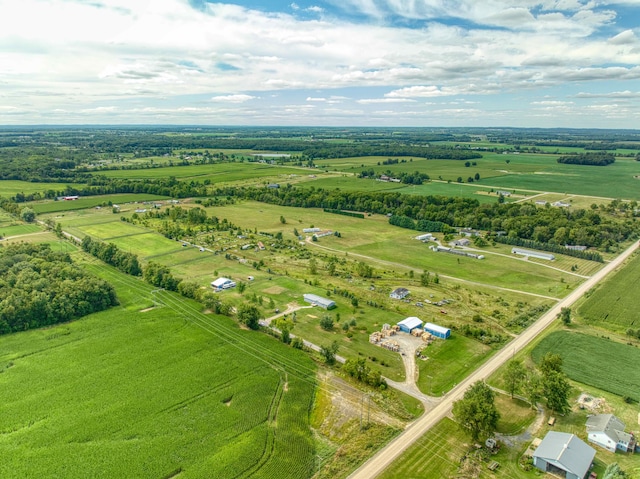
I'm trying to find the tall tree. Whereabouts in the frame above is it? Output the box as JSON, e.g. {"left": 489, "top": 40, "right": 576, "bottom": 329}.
{"left": 603, "top": 463, "right": 629, "bottom": 479}
{"left": 320, "top": 341, "right": 339, "bottom": 365}
{"left": 558, "top": 307, "right": 572, "bottom": 325}
{"left": 543, "top": 370, "right": 571, "bottom": 414}
{"left": 452, "top": 381, "right": 500, "bottom": 441}
{"left": 503, "top": 359, "right": 527, "bottom": 399}
{"left": 237, "top": 304, "right": 260, "bottom": 330}
{"left": 539, "top": 352, "right": 563, "bottom": 375}
{"left": 523, "top": 370, "right": 543, "bottom": 409}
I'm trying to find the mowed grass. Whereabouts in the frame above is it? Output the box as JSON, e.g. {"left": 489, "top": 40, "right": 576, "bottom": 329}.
{"left": 0, "top": 261, "right": 318, "bottom": 479}
{"left": 29, "top": 194, "right": 170, "bottom": 213}
{"left": 577, "top": 251, "right": 640, "bottom": 332}
{"left": 377, "top": 418, "right": 468, "bottom": 479}
{"left": 531, "top": 331, "right": 640, "bottom": 400}
{"left": 416, "top": 335, "right": 494, "bottom": 395}
{"left": 0, "top": 223, "right": 42, "bottom": 237}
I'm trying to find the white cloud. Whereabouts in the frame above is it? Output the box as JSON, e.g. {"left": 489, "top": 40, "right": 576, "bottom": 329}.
{"left": 210, "top": 94, "right": 257, "bottom": 103}
{"left": 356, "top": 98, "right": 416, "bottom": 104}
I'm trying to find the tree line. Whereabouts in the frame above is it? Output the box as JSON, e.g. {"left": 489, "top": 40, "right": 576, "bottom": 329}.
{"left": 557, "top": 152, "right": 616, "bottom": 166}
{"left": 0, "top": 243, "right": 119, "bottom": 334}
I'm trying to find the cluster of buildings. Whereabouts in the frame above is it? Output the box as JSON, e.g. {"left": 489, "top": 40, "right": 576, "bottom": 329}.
{"left": 397, "top": 317, "right": 451, "bottom": 339}
{"left": 530, "top": 414, "right": 636, "bottom": 479}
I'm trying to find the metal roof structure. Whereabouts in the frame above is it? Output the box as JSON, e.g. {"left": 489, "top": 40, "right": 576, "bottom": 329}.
{"left": 533, "top": 432, "right": 595, "bottom": 479}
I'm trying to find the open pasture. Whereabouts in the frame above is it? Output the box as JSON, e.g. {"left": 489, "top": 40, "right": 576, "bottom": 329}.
{"left": 29, "top": 194, "right": 169, "bottom": 214}
{"left": 209, "top": 201, "right": 582, "bottom": 297}
{"left": 484, "top": 158, "right": 640, "bottom": 200}
{"left": 0, "top": 263, "right": 318, "bottom": 479}
{"left": 577, "top": 251, "right": 640, "bottom": 332}
{"left": 100, "top": 162, "right": 307, "bottom": 184}
{"left": 531, "top": 331, "right": 640, "bottom": 400}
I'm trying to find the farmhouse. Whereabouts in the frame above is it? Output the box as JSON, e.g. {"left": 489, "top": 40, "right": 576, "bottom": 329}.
{"left": 211, "top": 277, "right": 236, "bottom": 291}
{"left": 397, "top": 317, "right": 423, "bottom": 333}
{"left": 423, "top": 322, "right": 451, "bottom": 339}
{"left": 303, "top": 227, "right": 321, "bottom": 233}
{"left": 390, "top": 287, "right": 410, "bottom": 300}
{"left": 496, "top": 190, "right": 512, "bottom": 197}
{"left": 533, "top": 432, "right": 595, "bottom": 479}
{"left": 303, "top": 294, "right": 336, "bottom": 309}
{"left": 586, "top": 414, "right": 636, "bottom": 453}
{"left": 552, "top": 201, "right": 571, "bottom": 208}
{"left": 512, "top": 247, "right": 555, "bottom": 261}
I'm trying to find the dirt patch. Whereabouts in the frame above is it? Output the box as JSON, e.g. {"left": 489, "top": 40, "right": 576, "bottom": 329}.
{"left": 576, "top": 393, "right": 610, "bottom": 413}
{"left": 262, "top": 285, "right": 286, "bottom": 294}
{"left": 307, "top": 314, "right": 318, "bottom": 319}
{"left": 140, "top": 307, "right": 155, "bottom": 313}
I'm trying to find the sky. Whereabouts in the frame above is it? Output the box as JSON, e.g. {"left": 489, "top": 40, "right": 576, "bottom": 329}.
{"left": 1, "top": 0, "right": 639, "bottom": 127}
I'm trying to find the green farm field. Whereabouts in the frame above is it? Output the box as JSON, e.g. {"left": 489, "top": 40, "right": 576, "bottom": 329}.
{"left": 0, "top": 180, "right": 79, "bottom": 197}
{"left": 314, "top": 153, "right": 640, "bottom": 200}
{"left": 577, "top": 251, "right": 640, "bottom": 332}
{"left": 99, "top": 162, "right": 307, "bottom": 184}
{"left": 0, "top": 261, "right": 318, "bottom": 479}
{"left": 531, "top": 331, "right": 640, "bottom": 400}
{"left": 0, "top": 223, "right": 42, "bottom": 238}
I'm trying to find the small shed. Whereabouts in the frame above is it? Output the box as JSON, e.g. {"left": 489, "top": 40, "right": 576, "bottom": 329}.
{"left": 397, "top": 317, "right": 423, "bottom": 333}
{"left": 303, "top": 294, "right": 336, "bottom": 310}
{"left": 424, "top": 322, "right": 451, "bottom": 339}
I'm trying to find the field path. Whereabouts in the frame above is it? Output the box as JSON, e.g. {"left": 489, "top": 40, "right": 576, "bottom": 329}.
{"left": 306, "top": 238, "right": 560, "bottom": 301}
{"left": 347, "top": 240, "right": 639, "bottom": 479}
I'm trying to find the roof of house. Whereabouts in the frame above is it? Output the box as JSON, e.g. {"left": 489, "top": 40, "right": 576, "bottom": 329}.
{"left": 424, "top": 322, "right": 450, "bottom": 335}
{"left": 391, "top": 287, "right": 409, "bottom": 295}
{"left": 534, "top": 432, "right": 595, "bottom": 479}
{"left": 586, "top": 414, "right": 632, "bottom": 444}
{"left": 211, "top": 277, "right": 233, "bottom": 287}
{"left": 398, "top": 316, "right": 423, "bottom": 330}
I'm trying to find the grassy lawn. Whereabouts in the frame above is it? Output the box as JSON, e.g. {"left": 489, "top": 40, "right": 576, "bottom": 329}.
{"left": 0, "top": 261, "right": 318, "bottom": 479}
{"left": 494, "top": 395, "right": 536, "bottom": 435}
{"left": 377, "top": 418, "right": 470, "bottom": 479}
{"left": 416, "top": 335, "right": 494, "bottom": 395}
{"left": 531, "top": 330, "right": 640, "bottom": 401}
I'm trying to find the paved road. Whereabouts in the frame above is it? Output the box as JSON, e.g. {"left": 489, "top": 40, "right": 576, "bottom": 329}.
{"left": 348, "top": 240, "right": 639, "bottom": 479}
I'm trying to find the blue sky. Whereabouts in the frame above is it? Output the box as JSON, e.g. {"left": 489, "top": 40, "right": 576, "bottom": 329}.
{"left": 1, "top": 0, "right": 639, "bottom": 127}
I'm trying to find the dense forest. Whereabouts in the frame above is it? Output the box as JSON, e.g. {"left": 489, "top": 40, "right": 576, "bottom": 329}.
{"left": 0, "top": 243, "right": 118, "bottom": 334}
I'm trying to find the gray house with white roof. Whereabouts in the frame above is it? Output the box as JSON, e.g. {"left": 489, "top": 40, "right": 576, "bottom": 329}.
{"left": 533, "top": 431, "right": 595, "bottom": 479}
{"left": 586, "top": 414, "right": 636, "bottom": 453}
